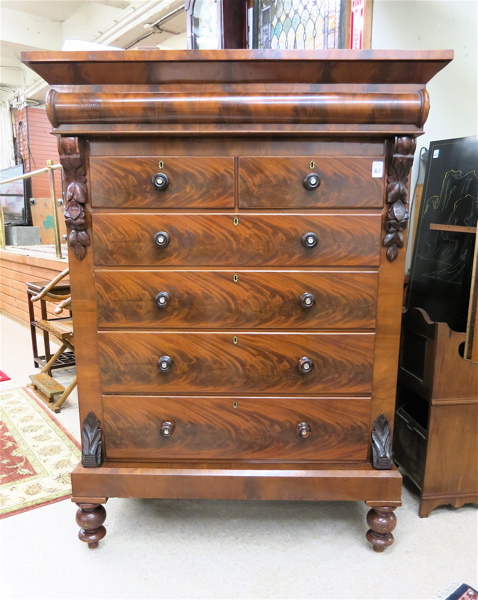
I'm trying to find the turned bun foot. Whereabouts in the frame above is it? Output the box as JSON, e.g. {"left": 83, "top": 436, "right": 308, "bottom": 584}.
{"left": 366, "top": 506, "right": 397, "bottom": 552}
{"left": 76, "top": 503, "right": 107, "bottom": 549}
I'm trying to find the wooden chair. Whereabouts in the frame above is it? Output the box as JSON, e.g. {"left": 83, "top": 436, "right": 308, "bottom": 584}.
{"left": 28, "top": 268, "right": 76, "bottom": 413}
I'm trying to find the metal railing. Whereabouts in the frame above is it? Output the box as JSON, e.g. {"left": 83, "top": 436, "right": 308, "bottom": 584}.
{"left": 0, "top": 161, "right": 64, "bottom": 258}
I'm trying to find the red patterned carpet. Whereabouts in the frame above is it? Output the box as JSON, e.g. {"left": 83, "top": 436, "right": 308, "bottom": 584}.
{"left": 0, "top": 387, "right": 80, "bottom": 518}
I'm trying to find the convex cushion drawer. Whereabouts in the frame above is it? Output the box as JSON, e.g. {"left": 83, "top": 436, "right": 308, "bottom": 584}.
{"left": 93, "top": 213, "right": 382, "bottom": 267}
{"left": 90, "top": 157, "right": 235, "bottom": 208}
{"left": 238, "top": 157, "right": 384, "bottom": 208}
{"left": 103, "top": 396, "right": 371, "bottom": 461}
{"left": 95, "top": 270, "right": 378, "bottom": 329}
{"left": 98, "top": 332, "right": 375, "bottom": 394}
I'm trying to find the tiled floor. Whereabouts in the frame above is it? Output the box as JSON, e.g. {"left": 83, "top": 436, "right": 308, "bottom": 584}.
{"left": 0, "top": 314, "right": 476, "bottom": 600}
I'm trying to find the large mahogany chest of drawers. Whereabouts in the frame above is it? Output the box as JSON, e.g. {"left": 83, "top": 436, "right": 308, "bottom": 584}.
{"left": 23, "top": 49, "right": 452, "bottom": 551}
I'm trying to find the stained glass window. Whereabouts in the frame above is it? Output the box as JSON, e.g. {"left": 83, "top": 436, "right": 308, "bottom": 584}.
{"left": 258, "top": 0, "right": 343, "bottom": 50}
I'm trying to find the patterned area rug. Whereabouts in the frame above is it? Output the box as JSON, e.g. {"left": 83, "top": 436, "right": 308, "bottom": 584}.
{"left": 0, "top": 387, "right": 80, "bottom": 519}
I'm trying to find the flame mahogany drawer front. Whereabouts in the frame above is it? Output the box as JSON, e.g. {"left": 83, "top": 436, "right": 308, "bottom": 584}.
{"left": 98, "top": 331, "right": 375, "bottom": 395}
{"left": 95, "top": 270, "right": 378, "bottom": 330}
{"left": 92, "top": 213, "right": 382, "bottom": 267}
{"left": 89, "top": 156, "right": 235, "bottom": 209}
{"left": 102, "top": 396, "right": 371, "bottom": 461}
{"left": 25, "top": 47, "right": 454, "bottom": 551}
{"left": 238, "top": 157, "right": 384, "bottom": 208}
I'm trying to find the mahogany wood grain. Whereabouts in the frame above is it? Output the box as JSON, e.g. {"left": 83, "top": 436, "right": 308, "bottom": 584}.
{"left": 89, "top": 137, "right": 384, "bottom": 158}
{"left": 22, "top": 49, "right": 453, "bottom": 86}
{"left": 46, "top": 90, "right": 427, "bottom": 127}
{"left": 102, "top": 395, "right": 370, "bottom": 461}
{"left": 19, "top": 49, "right": 455, "bottom": 549}
{"left": 57, "top": 138, "right": 104, "bottom": 425}
{"left": 71, "top": 462, "right": 403, "bottom": 502}
{"left": 90, "top": 157, "right": 234, "bottom": 209}
{"left": 238, "top": 157, "right": 384, "bottom": 208}
{"left": 92, "top": 213, "right": 382, "bottom": 267}
{"left": 95, "top": 270, "right": 378, "bottom": 330}
{"left": 98, "top": 331, "right": 374, "bottom": 395}
{"left": 76, "top": 503, "right": 107, "bottom": 549}
{"left": 367, "top": 138, "right": 410, "bottom": 437}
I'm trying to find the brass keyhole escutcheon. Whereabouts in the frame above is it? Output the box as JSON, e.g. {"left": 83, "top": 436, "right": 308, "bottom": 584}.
{"left": 233, "top": 217, "right": 239, "bottom": 226}
{"left": 232, "top": 402, "right": 238, "bottom": 409}
{"left": 233, "top": 336, "right": 238, "bottom": 345}
{"left": 233, "top": 274, "right": 239, "bottom": 283}
{"left": 159, "top": 160, "right": 164, "bottom": 168}
{"left": 309, "top": 160, "right": 315, "bottom": 169}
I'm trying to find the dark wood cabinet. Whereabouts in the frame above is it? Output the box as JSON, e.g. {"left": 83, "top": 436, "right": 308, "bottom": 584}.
{"left": 22, "top": 49, "right": 452, "bottom": 551}
{"left": 394, "top": 307, "right": 478, "bottom": 517}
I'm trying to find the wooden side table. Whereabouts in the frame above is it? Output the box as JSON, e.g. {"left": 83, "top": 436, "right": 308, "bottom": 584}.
{"left": 26, "top": 280, "right": 76, "bottom": 373}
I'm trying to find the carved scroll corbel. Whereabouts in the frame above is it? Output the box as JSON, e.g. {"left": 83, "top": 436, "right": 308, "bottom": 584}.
{"left": 81, "top": 412, "right": 103, "bottom": 467}
{"left": 383, "top": 136, "right": 416, "bottom": 262}
{"left": 371, "top": 414, "right": 392, "bottom": 470}
{"left": 58, "top": 137, "right": 90, "bottom": 260}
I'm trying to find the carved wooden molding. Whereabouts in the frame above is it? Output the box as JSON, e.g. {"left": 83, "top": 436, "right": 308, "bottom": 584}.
{"left": 383, "top": 136, "right": 416, "bottom": 262}
{"left": 81, "top": 412, "right": 103, "bottom": 468}
{"left": 47, "top": 90, "right": 427, "bottom": 127}
{"left": 371, "top": 413, "right": 392, "bottom": 470}
{"left": 58, "top": 137, "right": 90, "bottom": 260}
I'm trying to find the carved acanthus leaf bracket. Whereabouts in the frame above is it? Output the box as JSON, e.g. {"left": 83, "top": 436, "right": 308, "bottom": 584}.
{"left": 58, "top": 137, "right": 90, "bottom": 260}
{"left": 371, "top": 413, "right": 392, "bottom": 470}
{"left": 81, "top": 412, "right": 103, "bottom": 468}
{"left": 383, "top": 136, "right": 416, "bottom": 262}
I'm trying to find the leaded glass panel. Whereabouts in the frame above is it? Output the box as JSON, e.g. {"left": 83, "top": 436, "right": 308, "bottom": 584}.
{"left": 258, "top": 0, "right": 343, "bottom": 50}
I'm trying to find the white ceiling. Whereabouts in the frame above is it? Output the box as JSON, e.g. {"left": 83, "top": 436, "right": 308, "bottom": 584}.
{"left": 0, "top": 0, "right": 130, "bottom": 22}
{"left": 0, "top": 0, "right": 188, "bottom": 101}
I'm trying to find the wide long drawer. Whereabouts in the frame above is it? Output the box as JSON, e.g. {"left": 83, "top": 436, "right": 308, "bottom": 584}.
{"left": 98, "top": 332, "right": 375, "bottom": 394}
{"left": 93, "top": 213, "right": 382, "bottom": 267}
{"left": 95, "top": 270, "right": 378, "bottom": 329}
{"left": 238, "top": 156, "right": 384, "bottom": 208}
{"left": 90, "top": 156, "right": 235, "bottom": 208}
{"left": 103, "top": 395, "right": 371, "bottom": 461}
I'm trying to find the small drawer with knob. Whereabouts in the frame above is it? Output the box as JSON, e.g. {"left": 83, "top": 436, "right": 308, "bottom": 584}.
{"left": 102, "top": 395, "right": 371, "bottom": 461}
{"left": 93, "top": 213, "right": 382, "bottom": 267}
{"left": 238, "top": 157, "right": 384, "bottom": 209}
{"left": 89, "top": 156, "right": 234, "bottom": 208}
{"left": 98, "top": 331, "right": 375, "bottom": 395}
{"left": 95, "top": 269, "right": 378, "bottom": 330}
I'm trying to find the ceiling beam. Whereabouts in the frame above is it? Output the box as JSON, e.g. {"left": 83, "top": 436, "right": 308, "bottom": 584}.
{"left": 4, "top": 0, "right": 186, "bottom": 102}
{"left": 1, "top": 8, "right": 63, "bottom": 51}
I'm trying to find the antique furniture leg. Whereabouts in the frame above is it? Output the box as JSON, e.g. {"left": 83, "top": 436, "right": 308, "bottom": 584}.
{"left": 52, "top": 374, "right": 77, "bottom": 413}
{"left": 75, "top": 502, "right": 107, "bottom": 549}
{"left": 365, "top": 505, "right": 397, "bottom": 552}
{"left": 22, "top": 49, "right": 451, "bottom": 551}
{"left": 27, "top": 288, "right": 40, "bottom": 368}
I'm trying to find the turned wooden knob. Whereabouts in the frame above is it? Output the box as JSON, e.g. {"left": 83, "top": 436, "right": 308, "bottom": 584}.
{"left": 161, "top": 420, "right": 175, "bottom": 437}
{"left": 298, "top": 357, "right": 314, "bottom": 373}
{"left": 301, "top": 232, "right": 318, "bottom": 248}
{"left": 297, "top": 422, "right": 311, "bottom": 438}
{"left": 300, "top": 292, "right": 316, "bottom": 308}
{"left": 158, "top": 355, "right": 173, "bottom": 373}
{"left": 155, "top": 291, "right": 171, "bottom": 308}
{"left": 303, "top": 173, "right": 320, "bottom": 190}
{"left": 154, "top": 231, "right": 170, "bottom": 247}
{"left": 152, "top": 172, "right": 169, "bottom": 190}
